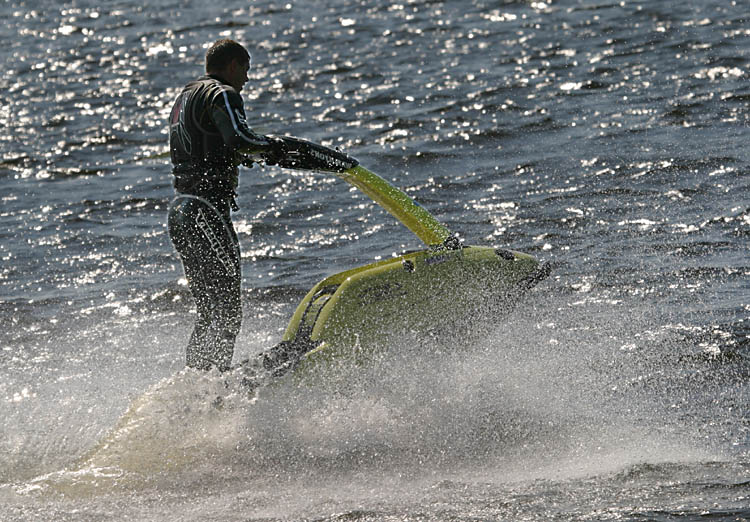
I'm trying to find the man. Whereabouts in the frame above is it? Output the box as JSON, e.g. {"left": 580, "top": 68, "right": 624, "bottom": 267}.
{"left": 167, "top": 39, "right": 286, "bottom": 372}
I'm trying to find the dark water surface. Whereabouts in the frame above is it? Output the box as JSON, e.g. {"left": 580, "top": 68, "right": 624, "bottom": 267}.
{"left": 1, "top": 0, "right": 748, "bottom": 520}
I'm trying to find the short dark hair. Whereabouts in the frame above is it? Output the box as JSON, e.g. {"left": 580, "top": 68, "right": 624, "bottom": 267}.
{"left": 205, "top": 39, "right": 250, "bottom": 72}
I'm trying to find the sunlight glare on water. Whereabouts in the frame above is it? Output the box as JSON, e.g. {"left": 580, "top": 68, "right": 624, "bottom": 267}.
{"left": 1, "top": 0, "right": 748, "bottom": 520}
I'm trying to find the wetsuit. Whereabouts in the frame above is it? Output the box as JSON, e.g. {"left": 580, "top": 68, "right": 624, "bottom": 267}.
{"left": 167, "top": 74, "right": 276, "bottom": 372}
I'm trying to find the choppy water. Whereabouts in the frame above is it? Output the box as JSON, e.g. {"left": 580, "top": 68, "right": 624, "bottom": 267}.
{"left": 1, "top": 0, "right": 748, "bottom": 520}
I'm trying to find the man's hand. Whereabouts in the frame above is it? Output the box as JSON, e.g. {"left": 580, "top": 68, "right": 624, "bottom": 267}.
{"left": 262, "top": 136, "right": 288, "bottom": 166}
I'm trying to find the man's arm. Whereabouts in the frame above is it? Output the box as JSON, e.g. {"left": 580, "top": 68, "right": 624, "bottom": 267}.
{"left": 210, "top": 88, "right": 274, "bottom": 153}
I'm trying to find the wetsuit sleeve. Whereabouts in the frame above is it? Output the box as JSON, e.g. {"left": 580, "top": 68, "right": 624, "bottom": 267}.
{"left": 210, "top": 88, "right": 273, "bottom": 153}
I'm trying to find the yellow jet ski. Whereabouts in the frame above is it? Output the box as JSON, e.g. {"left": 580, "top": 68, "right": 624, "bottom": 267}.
{"left": 246, "top": 137, "right": 550, "bottom": 378}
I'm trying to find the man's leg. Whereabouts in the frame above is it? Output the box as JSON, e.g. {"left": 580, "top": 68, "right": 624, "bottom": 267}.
{"left": 186, "top": 264, "right": 241, "bottom": 372}
{"left": 169, "top": 197, "right": 242, "bottom": 372}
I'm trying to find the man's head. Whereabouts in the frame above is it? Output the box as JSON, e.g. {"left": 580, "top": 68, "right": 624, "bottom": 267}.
{"left": 205, "top": 39, "right": 251, "bottom": 92}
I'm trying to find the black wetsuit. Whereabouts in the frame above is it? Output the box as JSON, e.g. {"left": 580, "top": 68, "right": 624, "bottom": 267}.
{"left": 167, "top": 74, "right": 274, "bottom": 372}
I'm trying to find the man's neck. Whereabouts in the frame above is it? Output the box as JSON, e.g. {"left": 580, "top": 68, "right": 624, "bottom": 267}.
{"left": 206, "top": 72, "right": 229, "bottom": 85}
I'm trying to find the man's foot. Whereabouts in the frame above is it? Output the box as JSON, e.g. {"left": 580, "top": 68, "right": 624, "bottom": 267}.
{"left": 235, "top": 337, "right": 314, "bottom": 391}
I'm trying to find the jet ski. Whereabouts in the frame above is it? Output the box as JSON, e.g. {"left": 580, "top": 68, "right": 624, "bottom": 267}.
{"left": 244, "top": 137, "right": 551, "bottom": 379}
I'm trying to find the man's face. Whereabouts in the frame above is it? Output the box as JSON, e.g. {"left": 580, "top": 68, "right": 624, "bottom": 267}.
{"left": 227, "top": 58, "right": 250, "bottom": 92}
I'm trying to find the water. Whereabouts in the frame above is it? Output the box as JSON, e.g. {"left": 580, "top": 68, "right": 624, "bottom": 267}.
{"left": 1, "top": 0, "right": 748, "bottom": 519}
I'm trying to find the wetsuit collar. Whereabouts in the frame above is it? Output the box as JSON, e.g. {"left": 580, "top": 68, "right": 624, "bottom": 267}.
{"left": 206, "top": 73, "right": 232, "bottom": 87}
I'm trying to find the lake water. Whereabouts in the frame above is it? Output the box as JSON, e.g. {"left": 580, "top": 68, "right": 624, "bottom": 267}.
{"left": 1, "top": 0, "right": 748, "bottom": 520}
